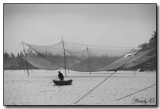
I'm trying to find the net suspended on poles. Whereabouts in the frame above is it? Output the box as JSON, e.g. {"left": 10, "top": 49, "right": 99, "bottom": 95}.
{"left": 23, "top": 41, "right": 139, "bottom": 72}
{"left": 23, "top": 41, "right": 135, "bottom": 72}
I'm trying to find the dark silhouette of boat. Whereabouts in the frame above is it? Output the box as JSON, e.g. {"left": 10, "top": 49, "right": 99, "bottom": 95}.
{"left": 53, "top": 79, "right": 72, "bottom": 85}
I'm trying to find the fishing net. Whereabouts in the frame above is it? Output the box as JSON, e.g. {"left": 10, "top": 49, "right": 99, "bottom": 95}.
{"left": 100, "top": 49, "right": 156, "bottom": 71}
{"left": 123, "top": 49, "right": 156, "bottom": 69}
{"left": 23, "top": 41, "right": 138, "bottom": 72}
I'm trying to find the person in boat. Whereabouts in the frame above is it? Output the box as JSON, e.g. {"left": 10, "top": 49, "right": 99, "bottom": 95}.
{"left": 58, "top": 71, "right": 64, "bottom": 81}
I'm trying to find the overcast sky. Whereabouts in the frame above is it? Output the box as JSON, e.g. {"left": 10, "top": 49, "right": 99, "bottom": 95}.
{"left": 4, "top": 4, "right": 156, "bottom": 52}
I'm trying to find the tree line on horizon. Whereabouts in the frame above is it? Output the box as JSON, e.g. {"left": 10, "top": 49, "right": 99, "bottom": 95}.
{"left": 130, "top": 31, "right": 157, "bottom": 71}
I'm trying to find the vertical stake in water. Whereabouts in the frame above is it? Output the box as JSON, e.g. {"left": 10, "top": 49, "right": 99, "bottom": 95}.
{"left": 87, "top": 45, "right": 91, "bottom": 74}
{"left": 134, "top": 60, "right": 136, "bottom": 77}
{"left": 22, "top": 41, "right": 29, "bottom": 76}
{"left": 62, "top": 38, "right": 67, "bottom": 77}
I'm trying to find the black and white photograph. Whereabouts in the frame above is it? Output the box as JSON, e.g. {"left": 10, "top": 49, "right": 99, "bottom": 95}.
{"left": 3, "top": 3, "right": 157, "bottom": 106}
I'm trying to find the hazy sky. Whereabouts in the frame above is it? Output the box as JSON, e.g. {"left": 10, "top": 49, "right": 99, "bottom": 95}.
{"left": 4, "top": 4, "right": 156, "bottom": 52}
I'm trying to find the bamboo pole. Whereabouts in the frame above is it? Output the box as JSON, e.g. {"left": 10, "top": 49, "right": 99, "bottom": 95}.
{"left": 134, "top": 61, "right": 136, "bottom": 77}
{"left": 62, "top": 38, "right": 67, "bottom": 77}
{"left": 22, "top": 41, "right": 29, "bottom": 76}
{"left": 87, "top": 45, "right": 91, "bottom": 74}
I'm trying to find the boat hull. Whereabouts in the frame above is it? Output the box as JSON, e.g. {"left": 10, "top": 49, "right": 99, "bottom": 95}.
{"left": 53, "top": 79, "right": 73, "bottom": 85}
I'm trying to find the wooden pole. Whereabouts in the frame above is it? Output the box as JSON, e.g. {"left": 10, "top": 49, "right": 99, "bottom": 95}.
{"left": 62, "top": 38, "right": 67, "bottom": 77}
{"left": 134, "top": 61, "right": 136, "bottom": 77}
{"left": 22, "top": 41, "right": 29, "bottom": 76}
{"left": 87, "top": 45, "right": 91, "bottom": 74}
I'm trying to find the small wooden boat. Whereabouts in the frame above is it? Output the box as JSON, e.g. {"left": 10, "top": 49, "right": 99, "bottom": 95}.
{"left": 53, "top": 79, "right": 73, "bottom": 85}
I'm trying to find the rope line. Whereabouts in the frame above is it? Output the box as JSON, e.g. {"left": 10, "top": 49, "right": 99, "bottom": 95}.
{"left": 116, "top": 84, "right": 156, "bottom": 100}
{"left": 74, "top": 70, "right": 117, "bottom": 104}
{"left": 24, "top": 41, "right": 137, "bottom": 49}
{"left": 64, "top": 41, "right": 137, "bottom": 48}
